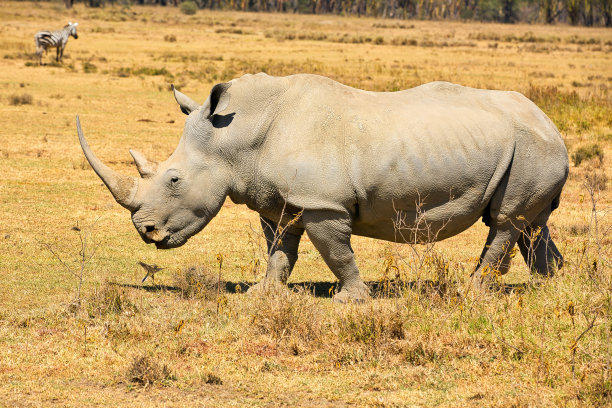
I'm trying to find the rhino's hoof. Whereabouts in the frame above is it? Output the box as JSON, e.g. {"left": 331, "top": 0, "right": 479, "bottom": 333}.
{"left": 470, "top": 273, "right": 502, "bottom": 294}
{"left": 247, "top": 279, "right": 285, "bottom": 295}
{"left": 332, "top": 284, "right": 371, "bottom": 304}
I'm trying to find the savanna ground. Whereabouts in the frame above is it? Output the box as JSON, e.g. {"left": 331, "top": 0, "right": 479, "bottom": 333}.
{"left": 0, "top": 1, "right": 611, "bottom": 406}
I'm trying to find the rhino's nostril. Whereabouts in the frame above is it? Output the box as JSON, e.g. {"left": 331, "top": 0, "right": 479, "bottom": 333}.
{"left": 145, "top": 225, "right": 155, "bottom": 233}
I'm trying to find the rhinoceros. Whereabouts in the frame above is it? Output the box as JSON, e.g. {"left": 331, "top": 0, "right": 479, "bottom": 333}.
{"left": 77, "top": 73, "right": 568, "bottom": 302}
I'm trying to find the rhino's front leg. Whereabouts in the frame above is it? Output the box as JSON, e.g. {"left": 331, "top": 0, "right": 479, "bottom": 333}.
{"left": 302, "top": 210, "right": 370, "bottom": 303}
{"left": 248, "top": 216, "right": 303, "bottom": 293}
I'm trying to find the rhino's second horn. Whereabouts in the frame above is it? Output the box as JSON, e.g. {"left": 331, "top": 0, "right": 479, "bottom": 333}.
{"left": 129, "top": 149, "right": 158, "bottom": 178}
{"left": 76, "top": 115, "right": 140, "bottom": 211}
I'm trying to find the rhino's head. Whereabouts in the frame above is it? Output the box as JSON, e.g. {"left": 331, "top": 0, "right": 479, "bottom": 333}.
{"left": 78, "top": 84, "right": 233, "bottom": 249}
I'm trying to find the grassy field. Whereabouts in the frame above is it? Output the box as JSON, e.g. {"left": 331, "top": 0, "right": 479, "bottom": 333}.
{"left": 0, "top": 1, "right": 611, "bottom": 406}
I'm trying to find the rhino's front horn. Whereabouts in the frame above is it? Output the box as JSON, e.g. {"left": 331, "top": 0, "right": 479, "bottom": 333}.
{"left": 76, "top": 116, "right": 140, "bottom": 211}
{"left": 129, "top": 149, "right": 158, "bottom": 178}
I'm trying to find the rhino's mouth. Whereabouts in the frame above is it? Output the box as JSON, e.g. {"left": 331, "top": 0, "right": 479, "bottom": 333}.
{"left": 154, "top": 239, "right": 171, "bottom": 249}
{"left": 154, "top": 233, "right": 187, "bottom": 249}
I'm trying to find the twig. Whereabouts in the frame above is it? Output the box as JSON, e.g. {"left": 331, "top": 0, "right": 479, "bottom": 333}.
{"left": 570, "top": 314, "right": 598, "bottom": 379}
{"left": 487, "top": 316, "right": 525, "bottom": 356}
{"left": 40, "top": 242, "right": 80, "bottom": 279}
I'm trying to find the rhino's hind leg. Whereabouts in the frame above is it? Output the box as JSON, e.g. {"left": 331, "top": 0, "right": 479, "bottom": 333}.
{"left": 473, "top": 223, "right": 521, "bottom": 291}
{"left": 248, "top": 216, "right": 303, "bottom": 293}
{"left": 517, "top": 208, "right": 563, "bottom": 276}
{"left": 302, "top": 210, "right": 370, "bottom": 303}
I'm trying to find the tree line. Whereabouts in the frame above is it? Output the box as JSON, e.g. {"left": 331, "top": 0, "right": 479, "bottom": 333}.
{"left": 61, "top": 0, "right": 612, "bottom": 26}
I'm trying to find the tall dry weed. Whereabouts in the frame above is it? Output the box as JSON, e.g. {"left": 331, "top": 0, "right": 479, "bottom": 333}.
{"left": 87, "top": 281, "right": 138, "bottom": 318}
{"left": 173, "top": 266, "right": 220, "bottom": 300}
{"left": 127, "top": 354, "right": 174, "bottom": 386}
{"left": 249, "top": 285, "right": 323, "bottom": 343}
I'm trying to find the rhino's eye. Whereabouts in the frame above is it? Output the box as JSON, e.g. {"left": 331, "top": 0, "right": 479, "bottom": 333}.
{"left": 170, "top": 176, "right": 179, "bottom": 184}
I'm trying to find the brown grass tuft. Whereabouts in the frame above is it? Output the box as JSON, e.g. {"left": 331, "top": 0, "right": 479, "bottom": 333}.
{"left": 203, "top": 372, "right": 223, "bottom": 385}
{"left": 87, "top": 281, "right": 138, "bottom": 318}
{"left": 127, "top": 355, "right": 174, "bottom": 386}
{"left": 9, "top": 93, "right": 33, "bottom": 105}
{"left": 337, "top": 303, "right": 405, "bottom": 349}
{"left": 173, "top": 266, "right": 220, "bottom": 300}
{"left": 249, "top": 285, "right": 323, "bottom": 342}
{"left": 572, "top": 144, "right": 604, "bottom": 167}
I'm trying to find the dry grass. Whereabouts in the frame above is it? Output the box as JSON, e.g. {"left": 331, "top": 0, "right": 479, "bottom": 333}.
{"left": 0, "top": 1, "right": 610, "bottom": 406}
{"left": 127, "top": 354, "right": 174, "bottom": 386}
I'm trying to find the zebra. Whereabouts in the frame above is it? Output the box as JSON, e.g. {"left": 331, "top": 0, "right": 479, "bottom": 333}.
{"left": 34, "top": 22, "right": 78, "bottom": 65}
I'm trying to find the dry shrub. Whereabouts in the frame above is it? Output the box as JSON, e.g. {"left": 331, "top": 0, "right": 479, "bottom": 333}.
{"left": 524, "top": 84, "right": 580, "bottom": 109}
{"left": 203, "top": 372, "right": 223, "bottom": 385}
{"left": 584, "top": 171, "right": 607, "bottom": 191}
{"left": 114, "top": 66, "right": 172, "bottom": 79}
{"left": 578, "top": 377, "right": 612, "bottom": 406}
{"left": 297, "top": 32, "right": 327, "bottom": 41}
{"left": 173, "top": 266, "right": 220, "bottom": 300}
{"left": 336, "top": 303, "right": 405, "bottom": 349}
{"left": 127, "top": 354, "right": 174, "bottom": 386}
{"left": 87, "top": 282, "right": 138, "bottom": 318}
{"left": 9, "top": 93, "right": 33, "bottom": 105}
{"left": 468, "top": 32, "right": 501, "bottom": 41}
{"left": 403, "top": 340, "right": 439, "bottom": 365}
{"left": 82, "top": 61, "right": 97, "bottom": 74}
{"left": 568, "top": 223, "right": 590, "bottom": 236}
{"left": 164, "top": 34, "right": 177, "bottom": 42}
{"left": 250, "top": 285, "right": 323, "bottom": 342}
{"left": 215, "top": 28, "right": 247, "bottom": 35}
{"left": 566, "top": 35, "right": 600, "bottom": 45}
{"left": 572, "top": 144, "right": 604, "bottom": 167}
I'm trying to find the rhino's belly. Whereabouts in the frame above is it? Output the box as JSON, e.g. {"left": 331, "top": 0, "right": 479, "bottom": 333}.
{"left": 350, "top": 190, "right": 488, "bottom": 243}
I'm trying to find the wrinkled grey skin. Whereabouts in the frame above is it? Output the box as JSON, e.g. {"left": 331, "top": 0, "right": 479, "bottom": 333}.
{"left": 78, "top": 73, "right": 569, "bottom": 302}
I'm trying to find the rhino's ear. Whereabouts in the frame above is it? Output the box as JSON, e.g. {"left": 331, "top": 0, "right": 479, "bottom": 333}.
{"left": 172, "top": 84, "right": 199, "bottom": 115}
{"left": 206, "top": 82, "right": 231, "bottom": 117}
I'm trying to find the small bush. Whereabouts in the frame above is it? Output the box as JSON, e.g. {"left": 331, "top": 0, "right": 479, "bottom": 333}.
{"left": 250, "top": 285, "right": 322, "bottom": 342}
{"left": 87, "top": 282, "right": 138, "bottom": 318}
{"left": 127, "top": 355, "right": 173, "bottom": 386}
{"left": 116, "top": 67, "right": 131, "bottom": 77}
{"left": 173, "top": 266, "right": 220, "bottom": 300}
{"left": 572, "top": 144, "right": 603, "bottom": 167}
{"left": 134, "top": 67, "right": 171, "bottom": 76}
{"left": 391, "top": 37, "right": 417, "bottom": 46}
{"left": 115, "top": 66, "right": 172, "bottom": 78}
{"left": 215, "top": 28, "right": 245, "bottom": 35}
{"left": 203, "top": 372, "right": 222, "bottom": 385}
{"left": 566, "top": 35, "right": 600, "bottom": 45}
{"left": 403, "top": 341, "right": 439, "bottom": 365}
{"left": 164, "top": 34, "right": 176, "bottom": 42}
{"left": 524, "top": 84, "right": 580, "bottom": 110}
{"left": 337, "top": 304, "right": 405, "bottom": 348}
{"left": 82, "top": 61, "right": 98, "bottom": 73}
{"left": 9, "top": 93, "right": 33, "bottom": 105}
{"left": 179, "top": 1, "right": 198, "bottom": 15}
{"left": 585, "top": 171, "right": 608, "bottom": 191}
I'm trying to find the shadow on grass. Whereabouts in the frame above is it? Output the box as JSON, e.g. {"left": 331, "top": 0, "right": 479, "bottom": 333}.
{"left": 113, "top": 280, "right": 528, "bottom": 298}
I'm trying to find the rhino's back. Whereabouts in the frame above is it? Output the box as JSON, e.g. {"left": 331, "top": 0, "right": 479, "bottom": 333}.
{"left": 242, "top": 75, "right": 566, "bottom": 240}
{"left": 265, "top": 78, "right": 512, "bottom": 195}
